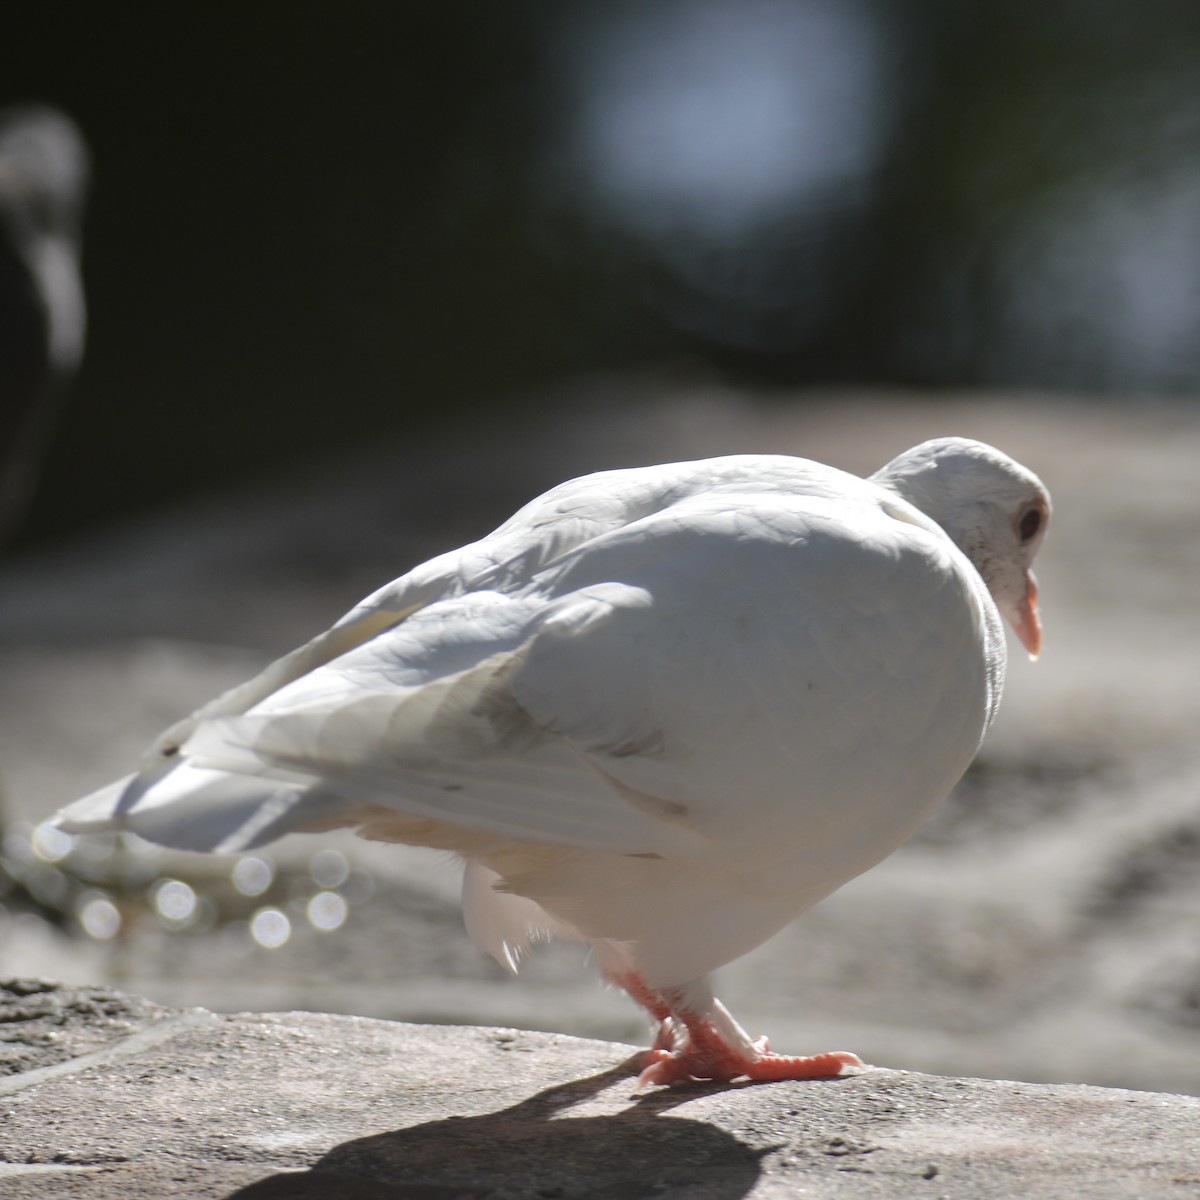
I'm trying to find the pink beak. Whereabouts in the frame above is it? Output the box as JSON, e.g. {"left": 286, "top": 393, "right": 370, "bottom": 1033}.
{"left": 1012, "top": 569, "right": 1042, "bottom": 660}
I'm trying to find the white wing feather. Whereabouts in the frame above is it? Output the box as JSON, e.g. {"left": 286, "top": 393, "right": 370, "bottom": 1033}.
{"left": 57, "top": 457, "right": 1000, "bottom": 880}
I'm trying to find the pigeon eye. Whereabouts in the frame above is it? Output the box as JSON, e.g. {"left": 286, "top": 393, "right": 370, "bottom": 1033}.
{"left": 1018, "top": 507, "right": 1042, "bottom": 542}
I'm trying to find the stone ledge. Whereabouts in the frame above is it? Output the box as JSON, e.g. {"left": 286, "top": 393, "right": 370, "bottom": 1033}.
{"left": 0, "top": 980, "right": 1197, "bottom": 1199}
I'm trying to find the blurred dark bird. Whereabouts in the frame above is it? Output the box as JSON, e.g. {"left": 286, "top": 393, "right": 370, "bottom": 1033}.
{"left": 0, "top": 105, "right": 89, "bottom": 545}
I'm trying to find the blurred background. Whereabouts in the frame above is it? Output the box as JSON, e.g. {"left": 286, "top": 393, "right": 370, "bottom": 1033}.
{"left": 1, "top": 1, "right": 1199, "bottom": 1097}
{"left": 3, "top": 0, "right": 1200, "bottom": 547}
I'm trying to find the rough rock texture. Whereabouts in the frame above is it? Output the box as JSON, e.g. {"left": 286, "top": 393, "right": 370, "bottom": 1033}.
{"left": 0, "top": 978, "right": 166, "bottom": 1077}
{"left": 0, "top": 981, "right": 1196, "bottom": 1200}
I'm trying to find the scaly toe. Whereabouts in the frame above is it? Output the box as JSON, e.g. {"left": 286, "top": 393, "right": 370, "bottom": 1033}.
{"left": 636, "top": 1048, "right": 686, "bottom": 1088}
{"left": 741, "top": 1050, "right": 866, "bottom": 1082}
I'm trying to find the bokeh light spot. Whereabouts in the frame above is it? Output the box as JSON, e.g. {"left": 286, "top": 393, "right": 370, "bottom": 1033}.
{"left": 306, "top": 891, "right": 348, "bottom": 932}
{"left": 79, "top": 895, "right": 121, "bottom": 941}
{"left": 250, "top": 907, "right": 291, "bottom": 949}
{"left": 310, "top": 848, "right": 350, "bottom": 889}
{"left": 152, "top": 879, "right": 197, "bottom": 923}
{"left": 232, "top": 856, "right": 274, "bottom": 896}
{"left": 31, "top": 821, "right": 74, "bottom": 863}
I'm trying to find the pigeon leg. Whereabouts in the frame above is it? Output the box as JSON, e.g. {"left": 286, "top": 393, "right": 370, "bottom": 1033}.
{"left": 634, "top": 979, "right": 865, "bottom": 1087}
{"left": 604, "top": 964, "right": 678, "bottom": 1051}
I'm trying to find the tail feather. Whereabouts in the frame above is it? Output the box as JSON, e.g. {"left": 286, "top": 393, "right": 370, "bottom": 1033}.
{"left": 54, "top": 774, "right": 137, "bottom": 834}
{"left": 53, "top": 760, "right": 349, "bottom": 855}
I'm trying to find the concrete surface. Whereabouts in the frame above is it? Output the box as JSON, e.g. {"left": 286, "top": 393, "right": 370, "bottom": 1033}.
{"left": 0, "top": 980, "right": 1197, "bottom": 1199}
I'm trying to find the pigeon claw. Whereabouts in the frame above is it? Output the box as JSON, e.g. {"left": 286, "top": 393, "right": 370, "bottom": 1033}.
{"left": 611, "top": 965, "right": 868, "bottom": 1087}
{"left": 636, "top": 1043, "right": 864, "bottom": 1088}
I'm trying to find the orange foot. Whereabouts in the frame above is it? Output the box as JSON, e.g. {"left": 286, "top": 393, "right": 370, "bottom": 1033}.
{"left": 636, "top": 1023, "right": 865, "bottom": 1087}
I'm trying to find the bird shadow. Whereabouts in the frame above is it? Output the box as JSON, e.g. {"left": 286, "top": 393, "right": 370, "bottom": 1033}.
{"left": 222, "top": 1060, "right": 772, "bottom": 1199}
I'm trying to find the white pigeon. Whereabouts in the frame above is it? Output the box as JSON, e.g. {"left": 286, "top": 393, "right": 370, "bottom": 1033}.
{"left": 56, "top": 437, "right": 1050, "bottom": 1086}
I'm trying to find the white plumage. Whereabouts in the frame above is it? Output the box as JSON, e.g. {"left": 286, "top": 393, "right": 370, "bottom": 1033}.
{"left": 57, "top": 438, "right": 1050, "bottom": 1084}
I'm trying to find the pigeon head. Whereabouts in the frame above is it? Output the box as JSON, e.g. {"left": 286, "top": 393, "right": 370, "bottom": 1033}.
{"left": 872, "top": 437, "right": 1051, "bottom": 659}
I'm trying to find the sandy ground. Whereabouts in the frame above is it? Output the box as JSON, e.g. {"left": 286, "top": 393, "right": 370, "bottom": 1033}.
{"left": 2, "top": 377, "right": 1199, "bottom": 1095}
